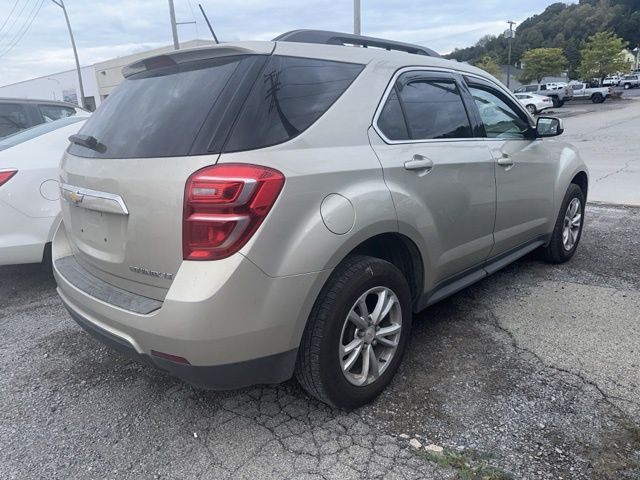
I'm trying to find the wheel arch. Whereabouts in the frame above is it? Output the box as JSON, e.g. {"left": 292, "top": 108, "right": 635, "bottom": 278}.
{"left": 346, "top": 232, "right": 424, "bottom": 310}
{"left": 571, "top": 170, "right": 589, "bottom": 201}
{"left": 551, "top": 145, "right": 589, "bottom": 222}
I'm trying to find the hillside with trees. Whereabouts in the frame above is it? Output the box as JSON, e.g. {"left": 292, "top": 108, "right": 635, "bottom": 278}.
{"left": 447, "top": 0, "right": 640, "bottom": 78}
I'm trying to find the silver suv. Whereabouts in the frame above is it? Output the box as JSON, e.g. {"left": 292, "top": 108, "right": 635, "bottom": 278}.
{"left": 53, "top": 31, "right": 588, "bottom": 409}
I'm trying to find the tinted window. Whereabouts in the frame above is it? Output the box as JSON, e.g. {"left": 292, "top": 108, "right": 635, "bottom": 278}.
{"left": 0, "top": 103, "right": 28, "bottom": 138}
{"left": 377, "top": 88, "right": 409, "bottom": 141}
{"left": 39, "top": 104, "right": 77, "bottom": 122}
{"left": 395, "top": 77, "right": 472, "bottom": 140}
{"left": 0, "top": 116, "right": 86, "bottom": 151}
{"left": 68, "top": 55, "right": 245, "bottom": 158}
{"left": 525, "top": 85, "right": 538, "bottom": 92}
{"left": 469, "top": 87, "right": 530, "bottom": 139}
{"left": 224, "top": 56, "right": 363, "bottom": 152}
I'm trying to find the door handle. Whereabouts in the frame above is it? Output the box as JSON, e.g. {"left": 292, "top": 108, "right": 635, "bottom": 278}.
{"left": 404, "top": 156, "right": 434, "bottom": 172}
{"left": 497, "top": 154, "right": 514, "bottom": 167}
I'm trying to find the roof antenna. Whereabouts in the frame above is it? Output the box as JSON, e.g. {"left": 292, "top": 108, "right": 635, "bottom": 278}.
{"left": 198, "top": 4, "right": 219, "bottom": 44}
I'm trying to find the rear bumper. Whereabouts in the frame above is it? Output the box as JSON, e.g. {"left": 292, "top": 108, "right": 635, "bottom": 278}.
{"left": 62, "top": 298, "right": 297, "bottom": 389}
{"left": 52, "top": 222, "right": 330, "bottom": 389}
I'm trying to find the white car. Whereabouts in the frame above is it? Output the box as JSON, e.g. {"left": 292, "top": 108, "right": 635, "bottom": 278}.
{"left": 0, "top": 114, "right": 88, "bottom": 266}
{"left": 514, "top": 93, "right": 553, "bottom": 114}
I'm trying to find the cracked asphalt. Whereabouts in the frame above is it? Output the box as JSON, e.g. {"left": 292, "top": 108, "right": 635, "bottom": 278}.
{"left": 1, "top": 204, "right": 639, "bottom": 480}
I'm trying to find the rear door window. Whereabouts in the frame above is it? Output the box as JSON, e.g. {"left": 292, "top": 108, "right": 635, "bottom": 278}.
{"left": 385, "top": 73, "right": 472, "bottom": 141}
{"left": 0, "top": 103, "right": 28, "bottom": 138}
{"left": 376, "top": 88, "right": 409, "bottom": 141}
{"left": 223, "top": 56, "right": 364, "bottom": 152}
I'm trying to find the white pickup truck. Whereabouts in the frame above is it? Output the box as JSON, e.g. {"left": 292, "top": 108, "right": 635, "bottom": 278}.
{"left": 568, "top": 83, "right": 614, "bottom": 103}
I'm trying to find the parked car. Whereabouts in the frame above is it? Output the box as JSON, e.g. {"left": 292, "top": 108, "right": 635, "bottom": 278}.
{"left": 621, "top": 75, "right": 640, "bottom": 89}
{"left": 53, "top": 30, "right": 588, "bottom": 409}
{"left": 0, "top": 114, "right": 89, "bottom": 266}
{"left": 603, "top": 76, "right": 621, "bottom": 86}
{"left": 514, "top": 93, "right": 553, "bottom": 114}
{"left": 0, "top": 98, "right": 86, "bottom": 139}
{"left": 514, "top": 83, "right": 572, "bottom": 107}
{"left": 568, "top": 82, "right": 613, "bottom": 103}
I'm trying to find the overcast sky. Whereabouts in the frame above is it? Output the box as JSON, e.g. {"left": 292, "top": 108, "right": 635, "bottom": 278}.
{"left": 0, "top": 0, "right": 576, "bottom": 86}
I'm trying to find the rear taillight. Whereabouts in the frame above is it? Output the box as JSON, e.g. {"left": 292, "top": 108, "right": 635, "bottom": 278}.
{"left": 183, "top": 163, "right": 285, "bottom": 260}
{"left": 0, "top": 169, "right": 17, "bottom": 187}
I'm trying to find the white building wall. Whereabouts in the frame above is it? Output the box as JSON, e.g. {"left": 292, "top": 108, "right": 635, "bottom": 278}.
{"left": 0, "top": 39, "right": 216, "bottom": 110}
{"left": 0, "top": 65, "right": 100, "bottom": 110}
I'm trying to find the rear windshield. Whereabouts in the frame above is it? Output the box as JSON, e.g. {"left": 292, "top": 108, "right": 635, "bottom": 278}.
{"left": 68, "top": 55, "right": 245, "bottom": 159}
{"left": 68, "top": 54, "right": 364, "bottom": 159}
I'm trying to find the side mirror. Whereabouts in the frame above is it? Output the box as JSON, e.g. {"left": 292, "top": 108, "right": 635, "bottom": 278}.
{"left": 536, "top": 117, "right": 564, "bottom": 137}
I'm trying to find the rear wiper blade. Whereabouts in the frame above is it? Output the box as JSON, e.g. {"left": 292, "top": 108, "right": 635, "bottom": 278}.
{"left": 68, "top": 134, "right": 106, "bottom": 153}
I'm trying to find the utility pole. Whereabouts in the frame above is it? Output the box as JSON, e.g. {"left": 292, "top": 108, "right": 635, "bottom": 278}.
{"left": 51, "top": 0, "right": 86, "bottom": 109}
{"left": 354, "top": 0, "right": 361, "bottom": 35}
{"left": 506, "top": 20, "right": 516, "bottom": 89}
{"left": 168, "top": 0, "right": 180, "bottom": 50}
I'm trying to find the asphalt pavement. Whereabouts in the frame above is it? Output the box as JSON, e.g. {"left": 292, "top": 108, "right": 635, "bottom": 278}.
{"left": 554, "top": 93, "right": 640, "bottom": 206}
{"left": 1, "top": 204, "right": 639, "bottom": 480}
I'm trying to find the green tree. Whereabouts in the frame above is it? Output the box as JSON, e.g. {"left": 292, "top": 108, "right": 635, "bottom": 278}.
{"left": 473, "top": 55, "right": 502, "bottom": 77}
{"left": 519, "top": 48, "right": 567, "bottom": 83}
{"left": 578, "top": 31, "right": 631, "bottom": 83}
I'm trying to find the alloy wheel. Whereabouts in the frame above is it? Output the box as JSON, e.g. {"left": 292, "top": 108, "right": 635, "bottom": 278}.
{"left": 339, "top": 286, "right": 402, "bottom": 387}
{"left": 562, "top": 197, "right": 582, "bottom": 251}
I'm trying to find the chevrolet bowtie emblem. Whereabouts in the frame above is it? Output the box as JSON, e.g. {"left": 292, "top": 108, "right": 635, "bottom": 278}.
{"left": 68, "top": 191, "right": 84, "bottom": 205}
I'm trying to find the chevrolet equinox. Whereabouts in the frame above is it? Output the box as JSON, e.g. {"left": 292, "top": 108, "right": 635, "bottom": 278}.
{"left": 53, "top": 30, "right": 588, "bottom": 409}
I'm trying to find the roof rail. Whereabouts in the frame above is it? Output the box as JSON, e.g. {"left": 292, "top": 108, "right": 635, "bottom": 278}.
{"left": 273, "top": 30, "right": 440, "bottom": 57}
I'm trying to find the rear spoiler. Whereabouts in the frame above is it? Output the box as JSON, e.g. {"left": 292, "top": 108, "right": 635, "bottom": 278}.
{"left": 122, "top": 42, "right": 275, "bottom": 78}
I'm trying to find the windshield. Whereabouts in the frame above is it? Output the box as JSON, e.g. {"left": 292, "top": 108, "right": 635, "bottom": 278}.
{"left": 0, "top": 115, "right": 87, "bottom": 151}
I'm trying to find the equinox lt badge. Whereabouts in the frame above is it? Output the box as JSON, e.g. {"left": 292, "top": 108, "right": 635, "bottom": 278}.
{"left": 129, "top": 266, "right": 174, "bottom": 280}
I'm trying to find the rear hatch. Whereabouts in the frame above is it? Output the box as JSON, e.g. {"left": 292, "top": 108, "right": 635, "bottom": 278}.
{"left": 59, "top": 44, "right": 272, "bottom": 300}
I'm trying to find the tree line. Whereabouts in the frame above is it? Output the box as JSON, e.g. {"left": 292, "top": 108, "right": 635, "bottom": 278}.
{"left": 473, "top": 32, "right": 632, "bottom": 84}
{"left": 447, "top": 0, "right": 639, "bottom": 81}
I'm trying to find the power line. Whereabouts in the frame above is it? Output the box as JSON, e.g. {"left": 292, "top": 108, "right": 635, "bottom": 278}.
{"left": 0, "top": 0, "right": 31, "bottom": 44}
{"left": 0, "top": 0, "right": 44, "bottom": 59}
{"left": 0, "top": 0, "right": 21, "bottom": 35}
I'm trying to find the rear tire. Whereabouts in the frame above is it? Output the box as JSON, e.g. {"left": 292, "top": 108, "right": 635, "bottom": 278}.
{"left": 295, "top": 255, "right": 412, "bottom": 409}
{"left": 551, "top": 97, "right": 560, "bottom": 108}
{"left": 541, "top": 184, "right": 585, "bottom": 264}
{"left": 624, "top": 83, "right": 630, "bottom": 90}
{"left": 526, "top": 104, "right": 537, "bottom": 115}
{"left": 592, "top": 93, "right": 604, "bottom": 104}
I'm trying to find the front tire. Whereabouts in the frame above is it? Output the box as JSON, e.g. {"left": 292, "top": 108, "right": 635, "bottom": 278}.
{"left": 295, "top": 255, "right": 412, "bottom": 409}
{"left": 526, "top": 104, "right": 537, "bottom": 115}
{"left": 541, "top": 184, "right": 585, "bottom": 263}
{"left": 624, "top": 83, "right": 630, "bottom": 90}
